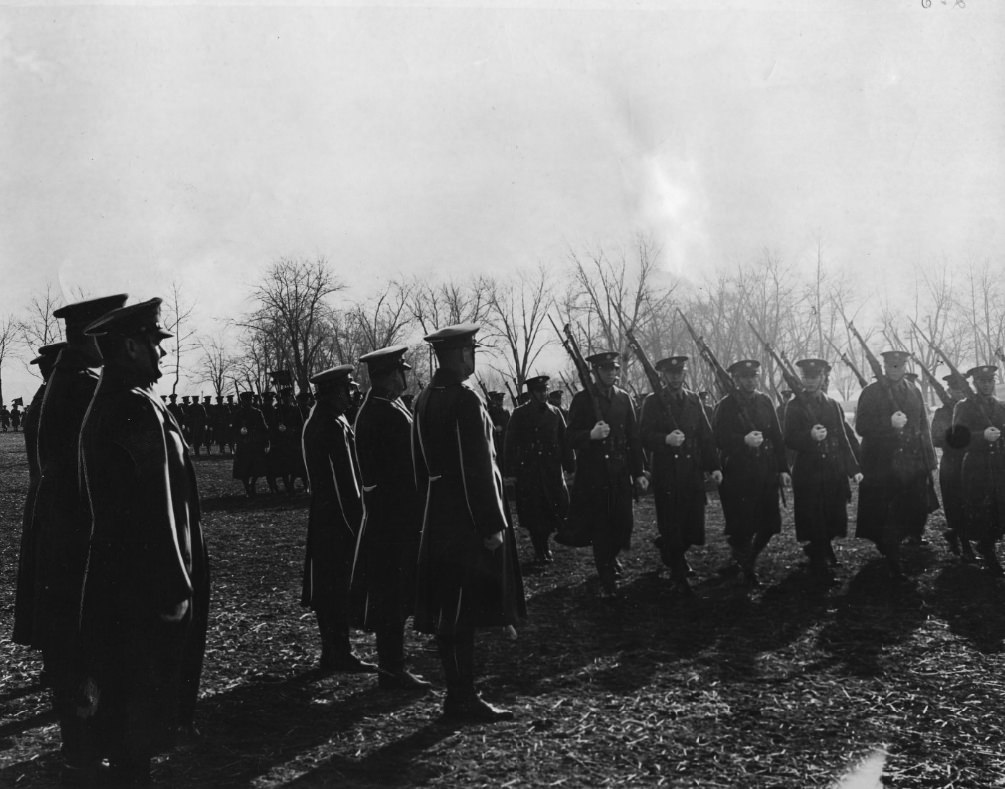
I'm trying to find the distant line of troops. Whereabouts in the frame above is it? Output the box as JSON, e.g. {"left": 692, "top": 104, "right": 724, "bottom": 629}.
{"left": 11, "top": 295, "right": 1005, "bottom": 784}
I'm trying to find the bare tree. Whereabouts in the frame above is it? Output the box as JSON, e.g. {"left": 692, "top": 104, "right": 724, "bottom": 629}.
{"left": 163, "top": 280, "right": 197, "bottom": 396}
{"left": 17, "top": 282, "right": 64, "bottom": 362}
{"left": 0, "top": 314, "right": 17, "bottom": 405}
{"left": 196, "top": 333, "right": 238, "bottom": 397}
{"left": 484, "top": 265, "right": 553, "bottom": 387}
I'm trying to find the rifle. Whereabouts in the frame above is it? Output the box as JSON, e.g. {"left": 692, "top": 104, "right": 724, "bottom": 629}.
{"left": 504, "top": 380, "right": 518, "bottom": 408}
{"left": 883, "top": 325, "right": 952, "bottom": 409}
{"left": 548, "top": 315, "right": 605, "bottom": 428}
{"left": 616, "top": 311, "right": 679, "bottom": 431}
{"left": 677, "top": 309, "right": 735, "bottom": 399}
{"left": 476, "top": 377, "right": 492, "bottom": 402}
{"left": 747, "top": 321, "right": 805, "bottom": 398}
{"left": 845, "top": 318, "right": 902, "bottom": 416}
{"left": 559, "top": 372, "right": 576, "bottom": 397}
{"left": 825, "top": 337, "right": 869, "bottom": 389}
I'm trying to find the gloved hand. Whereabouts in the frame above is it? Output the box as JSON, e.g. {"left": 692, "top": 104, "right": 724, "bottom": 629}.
{"left": 780, "top": 472, "right": 792, "bottom": 487}
{"left": 852, "top": 473, "right": 864, "bottom": 484}
{"left": 240, "top": 427, "right": 248, "bottom": 436}
{"left": 811, "top": 424, "right": 828, "bottom": 442}
{"left": 279, "top": 424, "right": 287, "bottom": 432}
{"left": 985, "top": 426, "right": 1001, "bottom": 443}
{"left": 590, "top": 421, "right": 611, "bottom": 440}
{"left": 666, "top": 429, "right": 686, "bottom": 447}
{"left": 710, "top": 470, "right": 723, "bottom": 484}
{"left": 635, "top": 475, "right": 649, "bottom": 492}
{"left": 744, "top": 430, "right": 764, "bottom": 448}
{"left": 891, "top": 411, "right": 908, "bottom": 430}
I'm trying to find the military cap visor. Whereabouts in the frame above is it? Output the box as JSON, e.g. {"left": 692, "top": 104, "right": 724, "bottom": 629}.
{"left": 943, "top": 373, "right": 968, "bottom": 387}
{"left": 967, "top": 365, "right": 998, "bottom": 380}
{"left": 84, "top": 298, "right": 173, "bottom": 340}
{"left": 728, "top": 360, "right": 761, "bottom": 376}
{"left": 359, "top": 344, "right": 412, "bottom": 373}
{"left": 30, "top": 342, "right": 67, "bottom": 365}
{"left": 655, "top": 355, "right": 689, "bottom": 373}
{"left": 423, "top": 323, "right": 482, "bottom": 349}
{"left": 310, "top": 364, "right": 356, "bottom": 386}
{"left": 795, "top": 358, "right": 831, "bottom": 376}
{"left": 881, "top": 350, "right": 911, "bottom": 363}
{"left": 54, "top": 294, "right": 129, "bottom": 331}
{"left": 524, "top": 375, "right": 550, "bottom": 390}
{"left": 586, "top": 351, "right": 620, "bottom": 368}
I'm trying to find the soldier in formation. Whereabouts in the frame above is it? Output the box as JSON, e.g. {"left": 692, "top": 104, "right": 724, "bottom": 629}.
{"left": 931, "top": 373, "right": 974, "bottom": 560}
{"left": 232, "top": 391, "right": 270, "bottom": 497}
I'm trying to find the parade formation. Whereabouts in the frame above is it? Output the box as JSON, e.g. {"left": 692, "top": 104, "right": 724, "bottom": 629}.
{"left": 8, "top": 291, "right": 1005, "bottom": 785}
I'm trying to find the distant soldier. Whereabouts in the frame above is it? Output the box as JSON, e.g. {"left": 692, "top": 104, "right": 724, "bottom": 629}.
{"left": 222, "top": 394, "right": 237, "bottom": 453}
{"left": 563, "top": 351, "right": 647, "bottom": 599}
{"left": 200, "top": 395, "right": 214, "bottom": 453}
{"left": 504, "top": 375, "right": 576, "bottom": 566}
{"left": 412, "top": 323, "right": 525, "bottom": 721}
{"left": 783, "top": 359, "right": 862, "bottom": 582}
{"left": 952, "top": 365, "right": 1005, "bottom": 574}
{"left": 640, "top": 356, "right": 721, "bottom": 597}
{"left": 352, "top": 345, "right": 429, "bottom": 690}
{"left": 260, "top": 390, "right": 282, "bottom": 494}
{"left": 187, "top": 395, "right": 209, "bottom": 456}
{"left": 486, "top": 391, "right": 511, "bottom": 473}
{"left": 79, "top": 298, "right": 210, "bottom": 784}
{"left": 13, "top": 343, "right": 66, "bottom": 649}
{"left": 276, "top": 385, "right": 307, "bottom": 494}
{"left": 31, "top": 293, "right": 128, "bottom": 780}
{"left": 11, "top": 399, "right": 23, "bottom": 431}
{"left": 931, "top": 373, "right": 973, "bottom": 560}
{"left": 713, "top": 360, "right": 790, "bottom": 587}
{"left": 547, "top": 389, "right": 569, "bottom": 423}
{"left": 855, "top": 350, "right": 938, "bottom": 579}
{"left": 302, "top": 365, "right": 376, "bottom": 672}
{"left": 0, "top": 404, "right": 9, "bottom": 432}
{"left": 232, "top": 391, "right": 270, "bottom": 497}
{"left": 167, "top": 393, "right": 184, "bottom": 430}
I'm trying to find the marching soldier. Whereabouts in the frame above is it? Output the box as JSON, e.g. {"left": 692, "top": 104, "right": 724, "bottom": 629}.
{"left": 261, "top": 390, "right": 283, "bottom": 494}
{"left": 30, "top": 293, "right": 128, "bottom": 780}
{"left": 640, "top": 356, "right": 721, "bottom": 597}
{"left": 854, "top": 350, "right": 938, "bottom": 579}
{"left": 952, "top": 365, "right": 1005, "bottom": 574}
{"left": 783, "top": 359, "right": 862, "bottom": 582}
{"left": 11, "top": 398, "right": 23, "bottom": 431}
{"left": 187, "top": 395, "right": 209, "bottom": 456}
{"left": 232, "top": 391, "right": 270, "bottom": 497}
{"left": 276, "top": 385, "right": 307, "bottom": 494}
{"left": 486, "top": 391, "right": 510, "bottom": 473}
{"left": 302, "top": 365, "right": 376, "bottom": 672}
{"left": 412, "top": 323, "right": 525, "bottom": 721}
{"left": 167, "top": 393, "right": 184, "bottom": 428}
{"left": 503, "top": 375, "right": 576, "bottom": 566}
{"left": 563, "top": 351, "right": 647, "bottom": 599}
{"left": 713, "top": 360, "right": 790, "bottom": 587}
{"left": 547, "top": 389, "right": 569, "bottom": 423}
{"left": 931, "top": 373, "right": 974, "bottom": 560}
{"left": 352, "top": 345, "right": 429, "bottom": 690}
{"left": 79, "top": 298, "right": 210, "bottom": 784}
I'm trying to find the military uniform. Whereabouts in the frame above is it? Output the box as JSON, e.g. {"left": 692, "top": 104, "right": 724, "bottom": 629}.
{"left": 640, "top": 357, "right": 720, "bottom": 592}
{"left": 232, "top": 393, "right": 270, "bottom": 496}
{"left": 952, "top": 366, "right": 1005, "bottom": 572}
{"left": 713, "top": 360, "right": 789, "bottom": 585}
{"left": 503, "top": 375, "right": 575, "bottom": 564}
{"left": 187, "top": 396, "right": 209, "bottom": 456}
{"left": 931, "top": 375, "right": 971, "bottom": 559}
{"left": 486, "top": 393, "right": 511, "bottom": 474}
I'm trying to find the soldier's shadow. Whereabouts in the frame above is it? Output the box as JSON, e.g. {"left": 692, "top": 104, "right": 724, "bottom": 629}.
{"left": 815, "top": 558, "right": 928, "bottom": 676}
{"left": 928, "top": 563, "right": 1005, "bottom": 653}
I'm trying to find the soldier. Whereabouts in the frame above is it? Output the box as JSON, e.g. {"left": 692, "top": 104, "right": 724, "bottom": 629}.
{"left": 79, "top": 298, "right": 210, "bottom": 784}
{"left": 13, "top": 343, "right": 65, "bottom": 650}
{"left": 352, "top": 345, "right": 430, "bottom": 690}
{"left": 547, "top": 389, "right": 569, "bottom": 423}
{"left": 187, "top": 394, "right": 209, "bottom": 457}
{"left": 503, "top": 375, "right": 576, "bottom": 566}
{"left": 232, "top": 391, "right": 270, "bottom": 497}
{"left": 855, "top": 350, "right": 938, "bottom": 578}
{"left": 783, "top": 359, "right": 863, "bottom": 583}
{"left": 412, "top": 323, "right": 525, "bottom": 721}
{"left": 260, "top": 390, "right": 282, "bottom": 494}
{"left": 11, "top": 398, "right": 23, "bottom": 431}
{"left": 276, "top": 384, "right": 307, "bottom": 494}
{"left": 302, "top": 365, "right": 376, "bottom": 672}
{"left": 931, "top": 373, "right": 974, "bottom": 561}
{"left": 30, "top": 293, "right": 128, "bottom": 780}
{"left": 563, "top": 351, "right": 648, "bottom": 599}
{"left": 0, "top": 403, "right": 9, "bottom": 432}
{"left": 167, "top": 393, "right": 184, "bottom": 429}
{"left": 952, "top": 365, "right": 1005, "bottom": 574}
{"left": 486, "top": 390, "right": 511, "bottom": 473}
{"left": 713, "top": 360, "right": 790, "bottom": 587}
{"left": 640, "top": 356, "right": 722, "bottom": 597}
{"left": 200, "top": 395, "right": 214, "bottom": 453}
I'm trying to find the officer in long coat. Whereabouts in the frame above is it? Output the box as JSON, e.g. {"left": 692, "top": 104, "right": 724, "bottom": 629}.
{"left": 412, "top": 323, "right": 526, "bottom": 721}
{"left": 351, "top": 345, "right": 429, "bottom": 691}
{"left": 503, "top": 374, "right": 575, "bottom": 566}
{"left": 187, "top": 395, "right": 209, "bottom": 456}
{"left": 931, "top": 373, "right": 973, "bottom": 560}
{"left": 232, "top": 391, "right": 270, "bottom": 497}
{"left": 29, "top": 293, "right": 127, "bottom": 778}
{"left": 275, "top": 385, "right": 307, "bottom": 494}
{"left": 639, "top": 356, "right": 721, "bottom": 596}
{"left": 854, "top": 350, "right": 938, "bottom": 578}
{"left": 783, "top": 359, "right": 862, "bottom": 582}
{"left": 952, "top": 365, "right": 1005, "bottom": 574}
{"left": 563, "top": 351, "right": 648, "bottom": 599}
{"left": 713, "top": 360, "right": 790, "bottom": 587}
{"left": 79, "top": 298, "right": 210, "bottom": 783}
{"left": 301, "top": 365, "right": 376, "bottom": 672}
{"left": 13, "top": 343, "right": 65, "bottom": 648}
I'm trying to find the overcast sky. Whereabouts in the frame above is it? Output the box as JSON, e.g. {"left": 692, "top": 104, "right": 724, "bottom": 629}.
{"left": 1, "top": 0, "right": 1002, "bottom": 399}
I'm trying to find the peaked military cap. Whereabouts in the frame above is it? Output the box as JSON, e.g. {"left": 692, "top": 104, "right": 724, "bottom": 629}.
{"left": 423, "top": 323, "right": 482, "bottom": 349}
{"left": 524, "top": 375, "right": 550, "bottom": 391}
{"left": 203, "top": 396, "right": 212, "bottom": 402}
{"left": 226, "top": 394, "right": 235, "bottom": 401}
{"left": 168, "top": 393, "right": 177, "bottom": 400}
{"left": 310, "top": 364, "right": 356, "bottom": 386}
{"left": 30, "top": 342, "right": 66, "bottom": 365}
{"left": 548, "top": 390, "right": 564, "bottom": 400}
{"left": 655, "top": 355, "right": 688, "bottom": 373}
{"left": 359, "top": 344, "right": 412, "bottom": 374}
{"left": 239, "top": 391, "right": 255, "bottom": 400}
{"left": 880, "top": 350, "right": 911, "bottom": 364}
{"left": 84, "top": 297, "right": 172, "bottom": 340}
{"left": 967, "top": 365, "right": 998, "bottom": 380}
{"left": 12, "top": 397, "right": 23, "bottom": 407}
{"left": 943, "top": 372, "right": 968, "bottom": 388}
{"left": 586, "top": 351, "right": 620, "bottom": 368}
{"left": 54, "top": 294, "right": 129, "bottom": 339}
{"left": 182, "top": 395, "right": 191, "bottom": 402}
{"left": 488, "top": 390, "right": 505, "bottom": 400}
{"left": 728, "top": 359, "right": 761, "bottom": 376}
{"left": 795, "top": 358, "right": 831, "bottom": 376}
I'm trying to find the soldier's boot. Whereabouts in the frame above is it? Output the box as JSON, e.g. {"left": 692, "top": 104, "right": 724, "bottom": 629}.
{"left": 242, "top": 480, "right": 254, "bottom": 498}
{"left": 944, "top": 529, "right": 962, "bottom": 556}
{"left": 882, "top": 540, "right": 907, "bottom": 581}
{"left": 377, "top": 628, "right": 430, "bottom": 691}
{"left": 960, "top": 538, "right": 977, "bottom": 563}
{"left": 978, "top": 541, "right": 1004, "bottom": 576}
{"left": 807, "top": 541, "right": 837, "bottom": 584}
{"left": 669, "top": 553, "right": 694, "bottom": 598}
{"left": 283, "top": 475, "right": 296, "bottom": 497}
{"left": 441, "top": 632, "right": 513, "bottom": 723}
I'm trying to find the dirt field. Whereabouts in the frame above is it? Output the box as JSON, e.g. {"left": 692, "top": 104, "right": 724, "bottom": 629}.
{"left": 2, "top": 429, "right": 1005, "bottom": 787}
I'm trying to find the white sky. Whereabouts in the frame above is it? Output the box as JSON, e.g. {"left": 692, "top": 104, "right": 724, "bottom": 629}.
{"left": 1, "top": 0, "right": 1002, "bottom": 399}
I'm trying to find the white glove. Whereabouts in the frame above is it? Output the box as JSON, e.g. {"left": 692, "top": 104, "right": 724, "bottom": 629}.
{"left": 780, "top": 472, "right": 792, "bottom": 487}
{"left": 744, "top": 431, "right": 764, "bottom": 448}
{"left": 666, "top": 430, "right": 686, "bottom": 447}
{"left": 279, "top": 424, "right": 287, "bottom": 432}
{"left": 635, "top": 475, "right": 649, "bottom": 492}
{"left": 240, "top": 427, "right": 248, "bottom": 436}
{"left": 710, "top": 470, "right": 723, "bottom": 484}
{"left": 590, "top": 421, "right": 611, "bottom": 440}
{"left": 852, "top": 473, "right": 864, "bottom": 484}
{"left": 811, "top": 424, "right": 828, "bottom": 442}
{"left": 891, "top": 411, "right": 908, "bottom": 430}
{"left": 984, "top": 426, "right": 1001, "bottom": 443}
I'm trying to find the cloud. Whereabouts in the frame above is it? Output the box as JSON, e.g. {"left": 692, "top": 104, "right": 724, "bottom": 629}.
{"left": 0, "top": 20, "right": 53, "bottom": 80}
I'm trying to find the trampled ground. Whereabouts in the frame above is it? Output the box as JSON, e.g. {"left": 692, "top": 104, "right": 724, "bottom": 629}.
{"left": 2, "top": 429, "right": 1005, "bottom": 787}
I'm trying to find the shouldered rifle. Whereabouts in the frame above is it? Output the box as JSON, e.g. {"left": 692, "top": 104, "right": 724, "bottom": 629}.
{"left": 504, "top": 380, "right": 518, "bottom": 408}
{"left": 825, "top": 337, "right": 869, "bottom": 389}
{"left": 617, "top": 312, "right": 680, "bottom": 430}
{"left": 677, "top": 309, "right": 735, "bottom": 399}
{"left": 548, "top": 315, "right": 605, "bottom": 426}
{"left": 476, "top": 377, "right": 492, "bottom": 402}
{"left": 846, "top": 319, "right": 901, "bottom": 414}
{"left": 747, "top": 321, "right": 805, "bottom": 399}
{"left": 911, "top": 355, "right": 953, "bottom": 408}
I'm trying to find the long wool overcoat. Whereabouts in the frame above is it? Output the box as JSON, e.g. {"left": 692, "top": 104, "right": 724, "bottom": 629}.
{"left": 952, "top": 395, "right": 1005, "bottom": 544}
